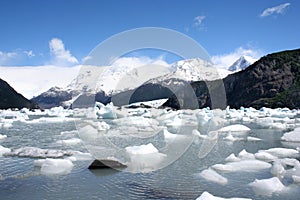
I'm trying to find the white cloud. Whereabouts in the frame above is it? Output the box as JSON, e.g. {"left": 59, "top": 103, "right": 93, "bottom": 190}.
{"left": 49, "top": 38, "right": 78, "bottom": 66}
{"left": 0, "top": 51, "right": 18, "bottom": 65}
{"left": 0, "top": 65, "right": 81, "bottom": 98}
{"left": 23, "top": 50, "right": 35, "bottom": 57}
{"left": 193, "top": 15, "right": 206, "bottom": 31}
{"left": 211, "top": 47, "right": 263, "bottom": 69}
{"left": 260, "top": 3, "right": 290, "bottom": 17}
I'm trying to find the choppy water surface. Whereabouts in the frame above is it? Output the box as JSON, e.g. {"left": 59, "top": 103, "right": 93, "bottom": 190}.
{"left": 0, "top": 107, "right": 300, "bottom": 200}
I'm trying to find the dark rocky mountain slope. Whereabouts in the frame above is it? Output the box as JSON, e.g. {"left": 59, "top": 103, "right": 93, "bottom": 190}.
{"left": 164, "top": 49, "right": 300, "bottom": 109}
{"left": 0, "top": 78, "right": 39, "bottom": 109}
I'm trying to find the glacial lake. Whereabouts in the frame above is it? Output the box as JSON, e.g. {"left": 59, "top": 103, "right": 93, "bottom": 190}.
{"left": 0, "top": 107, "right": 300, "bottom": 200}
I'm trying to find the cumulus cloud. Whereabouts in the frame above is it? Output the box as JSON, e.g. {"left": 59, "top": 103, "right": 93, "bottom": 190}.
{"left": 0, "top": 51, "right": 18, "bottom": 65}
{"left": 49, "top": 38, "right": 78, "bottom": 66}
{"left": 260, "top": 3, "right": 290, "bottom": 17}
{"left": 211, "top": 47, "right": 263, "bottom": 69}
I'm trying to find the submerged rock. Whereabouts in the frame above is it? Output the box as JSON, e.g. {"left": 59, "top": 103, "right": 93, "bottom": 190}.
{"left": 88, "top": 159, "right": 127, "bottom": 169}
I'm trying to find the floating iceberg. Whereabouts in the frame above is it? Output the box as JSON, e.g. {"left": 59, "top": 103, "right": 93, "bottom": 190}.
{"left": 281, "top": 127, "right": 300, "bottom": 142}
{"left": 261, "top": 148, "right": 299, "bottom": 158}
{"left": 199, "top": 168, "right": 228, "bottom": 185}
{"left": 0, "top": 145, "right": 11, "bottom": 156}
{"left": 34, "top": 158, "right": 74, "bottom": 175}
{"left": 196, "top": 191, "right": 251, "bottom": 200}
{"left": 125, "top": 143, "right": 166, "bottom": 173}
{"left": 5, "top": 147, "right": 73, "bottom": 158}
{"left": 249, "top": 177, "right": 286, "bottom": 197}
{"left": 0, "top": 134, "right": 7, "bottom": 140}
{"left": 212, "top": 160, "right": 271, "bottom": 172}
{"left": 218, "top": 124, "right": 250, "bottom": 133}
{"left": 56, "top": 138, "right": 82, "bottom": 145}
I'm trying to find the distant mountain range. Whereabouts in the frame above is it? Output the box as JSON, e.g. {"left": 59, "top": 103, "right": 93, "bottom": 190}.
{"left": 0, "top": 79, "right": 38, "bottom": 109}
{"left": 1, "top": 49, "right": 299, "bottom": 110}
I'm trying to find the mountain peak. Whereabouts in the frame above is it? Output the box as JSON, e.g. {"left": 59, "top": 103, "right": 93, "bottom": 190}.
{"left": 228, "top": 56, "right": 255, "bottom": 72}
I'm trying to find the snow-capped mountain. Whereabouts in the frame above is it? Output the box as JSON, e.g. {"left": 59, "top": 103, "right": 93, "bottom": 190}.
{"left": 148, "top": 58, "right": 230, "bottom": 85}
{"left": 228, "top": 56, "right": 256, "bottom": 72}
{"left": 32, "top": 58, "right": 231, "bottom": 108}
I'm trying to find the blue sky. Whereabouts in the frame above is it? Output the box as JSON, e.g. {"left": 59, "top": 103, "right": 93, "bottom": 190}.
{"left": 0, "top": 0, "right": 299, "bottom": 66}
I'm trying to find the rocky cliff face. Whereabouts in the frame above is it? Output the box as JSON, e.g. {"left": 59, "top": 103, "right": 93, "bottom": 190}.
{"left": 0, "top": 79, "right": 39, "bottom": 109}
{"left": 164, "top": 49, "right": 300, "bottom": 109}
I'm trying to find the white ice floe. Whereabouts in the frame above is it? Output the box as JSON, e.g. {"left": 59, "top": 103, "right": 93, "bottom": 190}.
{"left": 254, "top": 152, "right": 278, "bottom": 162}
{"left": 225, "top": 153, "right": 241, "bottom": 162}
{"left": 34, "top": 158, "right": 74, "bottom": 175}
{"left": 199, "top": 168, "right": 228, "bottom": 185}
{"left": 5, "top": 147, "right": 73, "bottom": 158}
{"left": 261, "top": 148, "right": 299, "bottom": 158}
{"left": 196, "top": 191, "right": 251, "bottom": 200}
{"left": 78, "top": 125, "right": 98, "bottom": 139}
{"left": 56, "top": 138, "right": 82, "bottom": 145}
{"left": 95, "top": 102, "right": 117, "bottom": 119}
{"left": 0, "top": 145, "right": 11, "bottom": 156}
{"left": 125, "top": 143, "right": 166, "bottom": 173}
{"left": 25, "top": 117, "right": 75, "bottom": 124}
{"left": 218, "top": 124, "right": 250, "bottom": 133}
{"left": 271, "top": 161, "right": 286, "bottom": 178}
{"left": 281, "top": 127, "right": 300, "bottom": 142}
{"left": 238, "top": 149, "right": 255, "bottom": 160}
{"left": 249, "top": 177, "right": 286, "bottom": 197}
{"left": 0, "top": 134, "right": 7, "bottom": 140}
{"left": 292, "top": 175, "right": 300, "bottom": 184}
{"left": 125, "top": 143, "right": 158, "bottom": 155}
{"left": 247, "top": 136, "right": 261, "bottom": 141}
{"left": 212, "top": 160, "right": 271, "bottom": 172}
{"left": 163, "top": 129, "right": 177, "bottom": 143}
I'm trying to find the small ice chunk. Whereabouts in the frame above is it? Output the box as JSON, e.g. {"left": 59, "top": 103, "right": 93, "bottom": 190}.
{"left": 6, "top": 147, "right": 73, "bottom": 158}
{"left": 262, "top": 148, "right": 299, "bottom": 158}
{"left": 271, "top": 161, "right": 285, "bottom": 178}
{"left": 125, "top": 143, "right": 158, "bottom": 155}
{"left": 247, "top": 136, "right": 261, "bottom": 141}
{"left": 255, "top": 152, "right": 277, "bottom": 162}
{"left": 56, "top": 138, "right": 81, "bottom": 145}
{"left": 199, "top": 168, "right": 228, "bottom": 185}
{"left": 249, "top": 177, "right": 286, "bottom": 197}
{"left": 224, "top": 134, "right": 242, "bottom": 141}
{"left": 0, "top": 145, "right": 11, "bottom": 156}
{"left": 196, "top": 191, "right": 252, "bottom": 200}
{"left": 281, "top": 127, "right": 300, "bottom": 142}
{"left": 218, "top": 124, "right": 250, "bottom": 133}
{"left": 225, "top": 153, "right": 241, "bottom": 162}
{"left": 95, "top": 102, "right": 117, "bottom": 119}
{"left": 238, "top": 149, "right": 255, "bottom": 160}
{"left": 34, "top": 158, "right": 74, "bottom": 175}
{"left": 125, "top": 143, "right": 166, "bottom": 173}
{"left": 212, "top": 160, "right": 271, "bottom": 172}
{"left": 292, "top": 175, "right": 300, "bottom": 184}
{"left": 0, "top": 134, "right": 7, "bottom": 140}
{"left": 163, "top": 129, "right": 177, "bottom": 142}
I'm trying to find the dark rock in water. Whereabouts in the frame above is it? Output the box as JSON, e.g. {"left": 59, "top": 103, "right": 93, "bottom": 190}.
{"left": 88, "top": 159, "right": 127, "bottom": 169}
